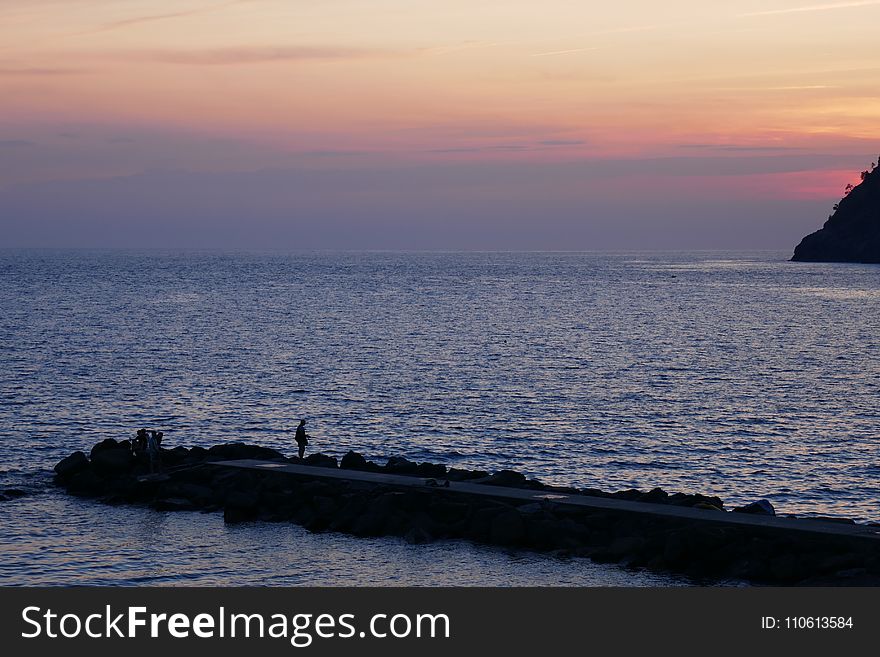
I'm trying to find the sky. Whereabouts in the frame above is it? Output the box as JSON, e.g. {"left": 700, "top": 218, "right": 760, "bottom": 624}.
{"left": 1, "top": 0, "right": 879, "bottom": 249}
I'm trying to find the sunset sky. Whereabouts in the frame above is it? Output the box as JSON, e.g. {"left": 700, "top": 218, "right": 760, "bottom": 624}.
{"left": 2, "top": 0, "right": 879, "bottom": 248}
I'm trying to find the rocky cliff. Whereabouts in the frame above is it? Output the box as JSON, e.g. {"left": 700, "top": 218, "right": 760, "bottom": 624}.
{"left": 792, "top": 157, "right": 880, "bottom": 263}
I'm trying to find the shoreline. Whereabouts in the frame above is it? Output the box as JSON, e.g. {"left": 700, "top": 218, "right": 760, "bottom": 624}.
{"left": 53, "top": 440, "right": 880, "bottom": 586}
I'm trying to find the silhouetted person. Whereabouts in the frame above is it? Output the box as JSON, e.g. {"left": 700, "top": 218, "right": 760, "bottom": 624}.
{"left": 134, "top": 428, "right": 148, "bottom": 455}
{"left": 156, "top": 431, "right": 164, "bottom": 447}
{"left": 147, "top": 430, "right": 161, "bottom": 474}
{"left": 294, "top": 419, "right": 310, "bottom": 460}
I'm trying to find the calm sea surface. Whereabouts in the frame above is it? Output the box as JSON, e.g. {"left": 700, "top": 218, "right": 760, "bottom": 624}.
{"left": 1, "top": 250, "right": 878, "bottom": 585}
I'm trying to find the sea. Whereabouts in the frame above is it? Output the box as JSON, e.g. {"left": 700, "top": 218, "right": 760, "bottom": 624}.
{"left": 0, "top": 250, "right": 878, "bottom": 586}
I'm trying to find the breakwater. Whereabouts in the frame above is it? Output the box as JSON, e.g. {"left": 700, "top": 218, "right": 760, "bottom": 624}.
{"left": 54, "top": 440, "right": 880, "bottom": 585}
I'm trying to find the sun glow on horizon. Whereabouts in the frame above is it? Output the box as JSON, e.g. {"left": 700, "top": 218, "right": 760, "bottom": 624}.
{"left": 1, "top": 1, "right": 879, "bottom": 247}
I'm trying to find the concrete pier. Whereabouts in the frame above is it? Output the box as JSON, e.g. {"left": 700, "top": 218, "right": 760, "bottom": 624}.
{"left": 213, "top": 459, "right": 880, "bottom": 544}
{"left": 54, "top": 440, "right": 880, "bottom": 584}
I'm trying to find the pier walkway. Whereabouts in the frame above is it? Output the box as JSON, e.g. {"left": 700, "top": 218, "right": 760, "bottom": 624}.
{"left": 213, "top": 459, "right": 880, "bottom": 543}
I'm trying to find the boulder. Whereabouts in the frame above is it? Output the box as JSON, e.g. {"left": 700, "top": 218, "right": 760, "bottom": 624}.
{"left": 384, "top": 456, "right": 419, "bottom": 475}
{"left": 391, "top": 490, "right": 431, "bottom": 512}
{"left": 188, "top": 446, "right": 208, "bottom": 460}
{"left": 733, "top": 499, "right": 775, "bottom": 516}
{"left": 667, "top": 492, "right": 725, "bottom": 509}
{"left": 605, "top": 536, "right": 647, "bottom": 561}
{"left": 489, "top": 509, "right": 526, "bottom": 545}
{"left": 429, "top": 500, "right": 471, "bottom": 525}
{"left": 611, "top": 489, "right": 644, "bottom": 501}
{"left": 351, "top": 510, "right": 386, "bottom": 536}
{"left": 0, "top": 488, "right": 26, "bottom": 502}
{"left": 340, "top": 451, "right": 368, "bottom": 470}
{"left": 416, "top": 462, "right": 447, "bottom": 478}
{"left": 161, "top": 446, "right": 190, "bottom": 467}
{"left": 223, "top": 490, "right": 259, "bottom": 523}
{"left": 523, "top": 511, "right": 565, "bottom": 550}
{"left": 404, "top": 527, "right": 433, "bottom": 544}
{"left": 154, "top": 497, "right": 198, "bottom": 512}
{"left": 65, "top": 469, "right": 105, "bottom": 495}
{"left": 91, "top": 448, "right": 134, "bottom": 474}
{"left": 663, "top": 531, "right": 688, "bottom": 566}
{"left": 446, "top": 467, "right": 489, "bottom": 481}
{"left": 638, "top": 487, "right": 669, "bottom": 503}
{"left": 481, "top": 470, "right": 527, "bottom": 488}
{"left": 175, "top": 483, "right": 216, "bottom": 506}
{"left": 89, "top": 438, "right": 120, "bottom": 459}
{"left": 303, "top": 453, "right": 338, "bottom": 469}
{"left": 54, "top": 451, "right": 89, "bottom": 478}
{"left": 581, "top": 487, "right": 610, "bottom": 499}
{"left": 205, "top": 442, "right": 287, "bottom": 462}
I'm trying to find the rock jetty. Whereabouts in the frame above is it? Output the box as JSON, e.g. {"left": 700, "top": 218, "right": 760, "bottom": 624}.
{"left": 54, "top": 439, "right": 880, "bottom": 585}
{"left": 792, "top": 156, "right": 880, "bottom": 263}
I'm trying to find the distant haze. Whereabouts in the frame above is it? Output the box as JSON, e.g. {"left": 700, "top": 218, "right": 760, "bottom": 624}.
{"left": 1, "top": 1, "right": 879, "bottom": 249}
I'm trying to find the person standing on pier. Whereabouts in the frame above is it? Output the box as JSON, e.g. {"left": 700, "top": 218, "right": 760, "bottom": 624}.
{"left": 294, "top": 419, "right": 310, "bottom": 460}
{"left": 147, "top": 430, "right": 161, "bottom": 473}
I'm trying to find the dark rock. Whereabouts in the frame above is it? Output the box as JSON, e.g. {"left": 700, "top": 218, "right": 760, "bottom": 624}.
{"left": 223, "top": 490, "right": 259, "bottom": 523}
{"left": 404, "top": 527, "right": 433, "bottom": 544}
{"left": 611, "top": 489, "right": 643, "bottom": 501}
{"left": 489, "top": 509, "right": 526, "bottom": 545}
{"left": 89, "top": 438, "right": 120, "bottom": 459}
{"left": 54, "top": 451, "right": 89, "bottom": 478}
{"left": 416, "top": 462, "right": 447, "bottom": 478}
{"left": 638, "top": 487, "right": 669, "bottom": 503}
{"left": 667, "top": 492, "right": 725, "bottom": 509}
{"left": 351, "top": 510, "right": 386, "bottom": 536}
{"left": 733, "top": 500, "right": 775, "bottom": 516}
{"left": 0, "top": 488, "right": 27, "bottom": 502}
{"left": 524, "top": 511, "right": 584, "bottom": 550}
{"left": 226, "top": 490, "right": 259, "bottom": 508}
{"left": 480, "top": 470, "right": 527, "bottom": 488}
{"left": 768, "top": 554, "right": 800, "bottom": 583}
{"left": 340, "top": 451, "right": 368, "bottom": 470}
{"left": 327, "top": 496, "right": 366, "bottom": 532}
{"left": 206, "top": 443, "right": 287, "bottom": 463}
{"left": 405, "top": 511, "right": 442, "bottom": 538}
{"left": 467, "top": 505, "right": 502, "bottom": 542}
{"left": 516, "top": 502, "right": 544, "bottom": 515}
{"left": 154, "top": 497, "right": 198, "bottom": 512}
{"left": 663, "top": 531, "right": 688, "bottom": 567}
{"left": 792, "top": 158, "right": 880, "bottom": 263}
{"left": 384, "top": 456, "right": 419, "bottom": 475}
{"left": 65, "top": 469, "right": 105, "bottom": 495}
{"left": 429, "top": 500, "right": 470, "bottom": 526}
{"left": 175, "top": 483, "right": 216, "bottom": 505}
{"left": 303, "top": 453, "right": 338, "bottom": 469}
{"left": 446, "top": 467, "right": 489, "bottom": 481}
{"left": 605, "top": 536, "right": 647, "bottom": 561}
{"left": 311, "top": 495, "right": 339, "bottom": 518}
{"left": 580, "top": 487, "right": 610, "bottom": 499}
{"left": 91, "top": 448, "right": 134, "bottom": 475}
{"left": 161, "top": 446, "right": 190, "bottom": 467}
{"left": 52, "top": 439, "right": 880, "bottom": 587}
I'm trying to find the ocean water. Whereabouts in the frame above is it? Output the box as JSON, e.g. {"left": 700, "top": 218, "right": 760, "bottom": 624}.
{"left": 0, "top": 250, "right": 878, "bottom": 586}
